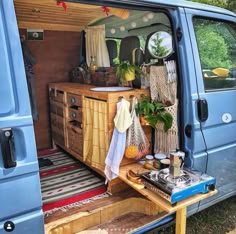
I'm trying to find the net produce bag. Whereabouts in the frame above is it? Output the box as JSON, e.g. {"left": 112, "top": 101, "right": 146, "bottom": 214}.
{"left": 125, "top": 97, "right": 150, "bottom": 160}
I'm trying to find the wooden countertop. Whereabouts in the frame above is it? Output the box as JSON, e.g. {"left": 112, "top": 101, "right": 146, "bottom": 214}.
{"left": 49, "top": 83, "right": 149, "bottom": 102}
{"left": 119, "top": 163, "right": 217, "bottom": 213}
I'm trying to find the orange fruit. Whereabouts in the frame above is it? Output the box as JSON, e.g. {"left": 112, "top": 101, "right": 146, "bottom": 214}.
{"left": 125, "top": 145, "right": 138, "bottom": 158}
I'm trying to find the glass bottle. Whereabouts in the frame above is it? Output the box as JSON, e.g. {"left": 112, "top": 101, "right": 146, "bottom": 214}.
{"left": 90, "top": 56, "right": 97, "bottom": 73}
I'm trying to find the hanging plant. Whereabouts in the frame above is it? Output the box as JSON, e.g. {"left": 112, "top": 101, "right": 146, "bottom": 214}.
{"left": 135, "top": 95, "right": 173, "bottom": 131}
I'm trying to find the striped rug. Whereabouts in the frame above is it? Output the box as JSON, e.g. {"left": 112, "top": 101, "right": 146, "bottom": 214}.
{"left": 39, "top": 150, "right": 107, "bottom": 213}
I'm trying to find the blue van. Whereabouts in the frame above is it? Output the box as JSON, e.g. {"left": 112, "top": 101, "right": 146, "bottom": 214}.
{"left": 0, "top": 0, "right": 235, "bottom": 233}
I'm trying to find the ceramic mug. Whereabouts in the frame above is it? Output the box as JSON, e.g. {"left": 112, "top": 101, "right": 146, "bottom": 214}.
{"left": 160, "top": 159, "right": 170, "bottom": 169}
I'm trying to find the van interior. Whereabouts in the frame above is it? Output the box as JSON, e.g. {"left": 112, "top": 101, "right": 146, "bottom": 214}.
{"left": 12, "top": 0, "right": 236, "bottom": 233}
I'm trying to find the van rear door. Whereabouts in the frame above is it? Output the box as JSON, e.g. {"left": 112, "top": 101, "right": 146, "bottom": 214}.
{"left": 0, "top": 0, "right": 44, "bottom": 233}
{"left": 185, "top": 9, "right": 236, "bottom": 209}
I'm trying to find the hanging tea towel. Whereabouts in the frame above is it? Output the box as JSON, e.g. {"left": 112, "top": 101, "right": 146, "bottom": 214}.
{"left": 114, "top": 98, "right": 132, "bottom": 133}
{"left": 104, "top": 98, "right": 132, "bottom": 182}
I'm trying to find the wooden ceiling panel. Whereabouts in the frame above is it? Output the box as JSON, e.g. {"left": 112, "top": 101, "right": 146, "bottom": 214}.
{"left": 14, "top": 0, "right": 107, "bottom": 31}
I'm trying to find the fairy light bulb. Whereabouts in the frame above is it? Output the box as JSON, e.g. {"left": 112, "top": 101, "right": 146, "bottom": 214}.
{"left": 143, "top": 16, "right": 148, "bottom": 22}
{"left": 111, "top": 28, "right": 116, "bottom": 34}
{"left": 120, "top": 26, "right": 125, "bottom": 32}
{"left": 131, "top": 22, "right": 137, "bottom": 28}
{"left": 147, "top": 13, "right": 154, "bottom": 19}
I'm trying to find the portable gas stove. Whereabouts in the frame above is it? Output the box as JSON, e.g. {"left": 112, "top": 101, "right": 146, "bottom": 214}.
{"left": 141, "top": 168, "right": 216, "bottom": 204}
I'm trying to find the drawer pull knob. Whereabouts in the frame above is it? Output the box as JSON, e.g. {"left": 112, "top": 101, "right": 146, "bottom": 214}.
{"left": 71, "top": 112, "right": 77, "bottom": 118}
{"left": 70, "top": 97, "right": 76, "bottom": 103}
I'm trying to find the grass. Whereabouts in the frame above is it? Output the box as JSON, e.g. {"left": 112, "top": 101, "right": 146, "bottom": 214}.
{"left": 147, "top": 196, "right": 236, "bottom": 234}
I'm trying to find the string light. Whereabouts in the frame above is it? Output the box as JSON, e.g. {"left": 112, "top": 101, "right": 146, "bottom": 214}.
{"left": 120, "top": 26, "right": 125, "bottom": 31}
{"left": 147, "top": 13, "right": 154, "bottom": 19}
{"left": 111, "top": 28, "right": 116, "bottom": 34}
{"left": 143, "top": 16, "right": 148, "bottom": 22}
{"left": 131, "top": 22, "right": 137, "bottom": 28}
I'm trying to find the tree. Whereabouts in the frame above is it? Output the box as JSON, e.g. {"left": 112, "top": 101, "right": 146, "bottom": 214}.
{"left": 188, "top": 0, "right": 236, "bottom": 12}
{"left": 194, "top": 21, "right": 233, "bottom": 69}
{"left": 227, "top": 0, "right": 236, "bottom": 12}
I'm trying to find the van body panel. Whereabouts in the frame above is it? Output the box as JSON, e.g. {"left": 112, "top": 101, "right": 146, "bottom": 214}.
{"left": 184, "top": 8, "right": 236, "bottom": 207}
{"left": 175, "top": 8, "right": 208, "bottom": 164}
{"left": 0, "top": 0, "right": 31, "bottom": 118}
{"left": 0, "top": 0, "right": 44, "bottom": 233}
{"left": 0, "top": 210, "right": 44, "bottom": 234}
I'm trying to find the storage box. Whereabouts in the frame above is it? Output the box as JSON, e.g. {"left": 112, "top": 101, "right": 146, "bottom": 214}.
{"left": 91, "top": 67, "right": 119, "bottom": 87}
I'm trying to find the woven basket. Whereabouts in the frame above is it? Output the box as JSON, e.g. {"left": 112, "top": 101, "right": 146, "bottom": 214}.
{"left": 91, "top": 67, "right": 119, "bottom": 87}
{"left": 154, "top": 102, "right": 179, "bottom": 155}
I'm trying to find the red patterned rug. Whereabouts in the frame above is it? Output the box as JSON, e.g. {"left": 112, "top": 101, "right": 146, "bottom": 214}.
{"left": 38, "top": 150, "right": 108, "bottom": 214}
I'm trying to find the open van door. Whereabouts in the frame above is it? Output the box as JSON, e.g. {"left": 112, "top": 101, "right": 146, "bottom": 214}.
{"left": 0, "top": 0, "right": 44, "bottom": 233}
{"left": 184, "top": 9, "right": 236, "bottom": 210}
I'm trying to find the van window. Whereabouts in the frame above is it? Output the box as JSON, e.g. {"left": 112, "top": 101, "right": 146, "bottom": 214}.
{"left": 193, "top": 18, "right": 236, "bottom": 91}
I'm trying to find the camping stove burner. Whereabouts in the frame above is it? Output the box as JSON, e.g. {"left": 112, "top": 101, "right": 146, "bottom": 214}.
{"left": 157, "top": 169, "right": 191, "bottom": 187}
{"left": 149, "top": 168, "right": 192, "bottom": 187}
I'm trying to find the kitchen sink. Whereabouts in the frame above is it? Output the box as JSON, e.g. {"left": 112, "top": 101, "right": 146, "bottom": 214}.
{"left": 90, "top": 87, "right": 133, "bottom": 92}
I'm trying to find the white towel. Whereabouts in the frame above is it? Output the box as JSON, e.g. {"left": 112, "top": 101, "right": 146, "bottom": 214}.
{"left": 114, "top": 99, "right": 132, "bottom": 133}
{"left": 104, "top": 128, "right": 126, "bottom": 182}
{"left": 104, "top": 99, "right": 131, "bottom": 182}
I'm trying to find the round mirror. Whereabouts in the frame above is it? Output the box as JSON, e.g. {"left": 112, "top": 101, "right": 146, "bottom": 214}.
{"left": 147, "top": 31, "right": 173, "bottom": 59}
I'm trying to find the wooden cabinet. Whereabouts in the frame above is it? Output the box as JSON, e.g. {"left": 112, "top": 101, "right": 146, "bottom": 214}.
{"left": 48, "top": 83, "right": 151, "bottom": 175}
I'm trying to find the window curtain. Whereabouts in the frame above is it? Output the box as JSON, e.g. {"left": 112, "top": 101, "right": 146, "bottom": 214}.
{"left": 85, "top": 25, "right": 110, "bottom": 67}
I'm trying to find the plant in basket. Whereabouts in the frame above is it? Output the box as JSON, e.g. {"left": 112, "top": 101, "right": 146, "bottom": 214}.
{"left": 135, "top": 95, "right": 173, "bottom": 131}
{"left": 116, "top": 60, "right": 141, "bottom": 82}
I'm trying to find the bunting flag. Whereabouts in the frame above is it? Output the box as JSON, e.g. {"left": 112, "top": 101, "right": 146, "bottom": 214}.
{"left": 56, "top": 0, "right": 67, "bottom": 11}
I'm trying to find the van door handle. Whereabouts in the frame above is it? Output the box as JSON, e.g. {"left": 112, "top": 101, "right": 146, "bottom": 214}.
{"left": 0, "top": 128, "right": 16, "bottom": 168}
{"left": 197, "top": 99, "right": 208, "bottom": 122}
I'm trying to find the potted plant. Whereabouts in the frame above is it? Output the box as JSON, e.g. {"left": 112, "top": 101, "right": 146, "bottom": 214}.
{"left": 135, "top": 95, "right": 173, "bottom": 132}
{"left": 116, "top": 60, "right": 141, "bottom": 81}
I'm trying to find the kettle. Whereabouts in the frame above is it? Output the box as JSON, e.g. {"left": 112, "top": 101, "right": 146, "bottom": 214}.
{"left": 169, "top": 151, "right": 185, "bottom": 177}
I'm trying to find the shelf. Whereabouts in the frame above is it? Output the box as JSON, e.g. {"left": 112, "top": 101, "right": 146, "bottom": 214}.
{"left": 119, "top": 163, "right": 217, "bottom": 213}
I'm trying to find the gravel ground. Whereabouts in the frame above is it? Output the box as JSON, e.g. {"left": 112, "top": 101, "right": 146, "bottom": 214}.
{"left": 148, "top": 195, "right": 236, "bottom": 234}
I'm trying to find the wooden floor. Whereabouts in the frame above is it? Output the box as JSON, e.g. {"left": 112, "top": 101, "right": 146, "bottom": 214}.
{"left": 44, "top": 188, "right": 157, "bottom": 224}
{"left": 88, "top": 212, "right": 161, "bottom": 234}
{"left": 44, "top": 188, "right": 168, "bottom": 234}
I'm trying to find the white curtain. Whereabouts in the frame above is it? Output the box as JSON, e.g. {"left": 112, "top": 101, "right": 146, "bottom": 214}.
{"left": 85, "top": 25, "right": 110, "bottom": 67}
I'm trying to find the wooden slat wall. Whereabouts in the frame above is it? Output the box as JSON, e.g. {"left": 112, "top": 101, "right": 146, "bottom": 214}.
{"left": 14, "top": 0, "right": 105, "bottom": 32}
{"left": 20, "top": 29, "right": 81, "bottom": 150}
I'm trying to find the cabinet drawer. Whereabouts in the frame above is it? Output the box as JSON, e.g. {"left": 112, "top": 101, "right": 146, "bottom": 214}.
{"left": 51, "top": 125, "right": 65, "bottom": 146}
{"left": 50, "top": 114, "right": 65, "bottom": 129}
{"left": 49, "top": 88, "right": 64, "bottom": 103}
{"left": 67, "top": 93, "right": 82, "bottom": 107}
{"left": 67, "top": 125, "right": 83, "bottom": 155}
{"left": 50, "top": 100, "right": 65, "bottom": 118}
{"left": 68, "top": 108, "right": 82, "bottom": 122}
